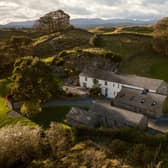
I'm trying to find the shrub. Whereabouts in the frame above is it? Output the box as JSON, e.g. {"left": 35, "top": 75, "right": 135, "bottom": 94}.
{"left": 20, "top": 100, "right": 42, "bottom": 118}
{"left": 89, "top": 34, "right": 101, "bottom": 46}
{"left": 130, "top": 144, "right": 154, "bottom": 166}
{"left": 55, "top": 57, "right": 65, "bottom": 66}
{"left": 0, "top": 124, "right": 42, "bottom": 168}
{"left": 89, "top": 87, "right": 101, "bottom": 97}
{"left": 45, "top": 122, "right": 73, "bottom": 157}
{"left": 104, "top": 52, "right": 122, "bottom": 63}
{"left": 57, "top": 50, "right": 67, "bottom": 58}
{"left": 110, "top": 139, "right": 129, "bottom": 157}
{"left": 89, "top": 79, "right": 101, "bottom": 97}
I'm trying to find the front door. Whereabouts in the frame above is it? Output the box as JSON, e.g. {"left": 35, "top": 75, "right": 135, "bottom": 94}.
{"left": 105, "top": 88, "right": 108, "bottom": 97}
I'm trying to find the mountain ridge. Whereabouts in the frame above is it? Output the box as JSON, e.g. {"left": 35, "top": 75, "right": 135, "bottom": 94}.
{"left": 0, "top": 18, "right": 158, "bottom": 29}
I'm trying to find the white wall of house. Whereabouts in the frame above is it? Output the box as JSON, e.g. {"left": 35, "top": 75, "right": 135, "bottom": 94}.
{"left": 79, "top": 75, "right": 122, "bottom": 98}
{"left": 79, "top": 75, "right": 157, "bottom": 98}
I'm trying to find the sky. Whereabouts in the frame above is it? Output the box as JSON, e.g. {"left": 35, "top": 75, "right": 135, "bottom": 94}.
{"left": 0, "top": 0, "right": 167, "bottom": 24}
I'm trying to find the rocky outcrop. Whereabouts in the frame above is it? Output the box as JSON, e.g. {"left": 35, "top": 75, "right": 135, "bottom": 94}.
{"left": 35, "top": 10, "right": 70, "bottom": 33}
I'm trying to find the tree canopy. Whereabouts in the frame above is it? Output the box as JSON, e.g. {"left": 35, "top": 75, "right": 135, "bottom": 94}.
{"left": 11, "top": 56, "right": 61, "bottom": 103}
{"left": 153, "top": 17, "right": 168, "bottom": 56}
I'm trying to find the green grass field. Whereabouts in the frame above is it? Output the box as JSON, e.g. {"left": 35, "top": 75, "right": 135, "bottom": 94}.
{"left": 96, "top": 32, "right": 168, "bottom": 82}
{"left": 0, "top": 97, "right": 36, "bottom": 128}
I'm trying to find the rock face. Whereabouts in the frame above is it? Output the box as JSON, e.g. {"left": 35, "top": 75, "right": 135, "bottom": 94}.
{"left": 36, "top": 10, "right": 70, "bottom": 33}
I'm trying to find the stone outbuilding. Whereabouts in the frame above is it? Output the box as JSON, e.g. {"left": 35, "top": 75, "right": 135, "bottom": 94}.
{"left": 66, "top": 102, "right": 148, "bottom": 130}
{"left": 90, "top": 101, "right": 148, "bottom": 129}
{"left": 36, "top": 10, "right": 70, "bottom": 33}
{"left": 66, "top": 107, "right": 100, "bottom": 128}
{"left": 113, "top": 88, "right": 167, "bottom": 118}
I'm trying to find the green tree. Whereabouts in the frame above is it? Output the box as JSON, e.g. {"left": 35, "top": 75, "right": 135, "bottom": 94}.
{"left": 11, "top": 56, "right": 61, "bottom": 115}
{"left": 153, "top": 17, "right": 168, "bottom": 56}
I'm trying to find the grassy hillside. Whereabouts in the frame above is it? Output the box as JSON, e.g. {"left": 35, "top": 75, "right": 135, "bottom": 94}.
{"left": 94, "top": 32, "right": 168, "bottom": 82}
{"left": 89, "top": 26, "right": 153, "bottom": 35}
{"left": 0, "top": 28, "right": 43, "bottom": 42}
{"left": 33, "top": 28, "right": 92, "bottom": 57}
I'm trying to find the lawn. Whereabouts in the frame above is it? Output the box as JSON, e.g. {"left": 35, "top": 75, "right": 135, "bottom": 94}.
{"left": 0, "top": 97, "right": 36, "bottom": 128}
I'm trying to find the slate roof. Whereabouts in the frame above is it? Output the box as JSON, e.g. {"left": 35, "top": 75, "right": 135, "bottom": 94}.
{"left": 66, "top": 107, "right": 99, "bottom": 128}
{"left": 80, "top": 69, "right": 164, "bottom": 91}
{"left": 90, "top": 101, "right": 148, "bottom": 126}
{"left": 113, "top": 88, "right": 167, "bottom": 117}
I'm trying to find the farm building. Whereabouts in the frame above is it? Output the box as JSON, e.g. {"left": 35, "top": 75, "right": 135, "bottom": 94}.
{"left": 66, "top": 101, "right": 148, "bottom": 129}
{"left": 66, "top": 107, "right": 99, "bottom": 128}
{"left": 113, "top": 88, "right": 167, "bottom": 118}
{"left": 79, "top": 69, "right": 168, "bottom": 98}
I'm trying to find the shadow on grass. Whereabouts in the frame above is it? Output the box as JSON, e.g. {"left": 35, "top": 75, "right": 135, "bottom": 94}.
{"left": 32, "top": 106, "right": 71, "bottom": 128}
{"left": 32, "top": 106, "right": 89, "bottom": 128}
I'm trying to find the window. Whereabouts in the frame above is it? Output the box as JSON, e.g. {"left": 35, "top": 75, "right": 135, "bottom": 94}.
{"left": 141, "top": 99, "right": 145, "bottom": 104}
{"left": 105, "top": 88, "right": 108, "bottom": 96}
{"left": 118, "top": 84, "right": 120, "bottom": 88}
{"left": 83, "top": 82, "right": 87, "bottom": 88}
{"left": 84, "top": 77, "right": 87, "bottom": 81}
{"left": 113, "top": 83, "right": 115, "bottom": 87}
{"left": 105, "top": 81, "right": 108, "bottom": 85}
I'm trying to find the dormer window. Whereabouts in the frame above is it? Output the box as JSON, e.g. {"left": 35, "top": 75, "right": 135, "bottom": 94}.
{"left": 152, "top": 101, "right": 157, "bottom": 106}
{"left": 142, "top": 89, "right": 149, "bottom": 95}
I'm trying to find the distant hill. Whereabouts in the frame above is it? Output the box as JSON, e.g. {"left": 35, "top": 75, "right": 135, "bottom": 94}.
{"left": 70, "top": 18, "right": 158, "bottom": 28}
{"left": 0, "top": 20, "right": 35, "bottom": 28}
{"left": 0, "top": 18, "right": 158, "bottom": 29}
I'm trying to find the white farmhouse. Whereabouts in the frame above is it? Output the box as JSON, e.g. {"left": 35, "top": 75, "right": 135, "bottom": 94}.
{"left": 79, "top": 69, "right": 168, "bottom": 98}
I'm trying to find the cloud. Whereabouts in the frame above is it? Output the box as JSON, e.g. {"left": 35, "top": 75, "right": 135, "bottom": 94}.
{"left": 0, "top": 0, "right": 167, "bottom": 24}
